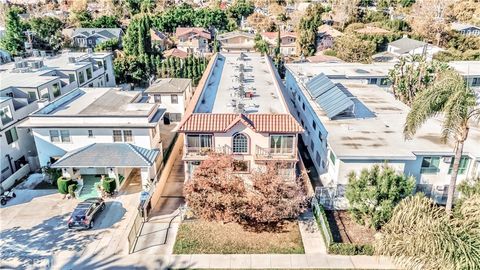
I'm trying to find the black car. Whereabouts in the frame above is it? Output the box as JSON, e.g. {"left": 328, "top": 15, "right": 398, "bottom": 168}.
{"left": 68, "top": 198, "right": 106, "bottom": 229}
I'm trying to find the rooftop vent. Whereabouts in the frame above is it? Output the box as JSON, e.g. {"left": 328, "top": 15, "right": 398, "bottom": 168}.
{"left": 68, "top": 57, "right": 76, "bottom": 63}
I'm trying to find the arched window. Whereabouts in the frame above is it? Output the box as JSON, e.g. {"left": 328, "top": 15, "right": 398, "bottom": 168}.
{"left": 232, "top": 133, "right": 248, "bottom": 153}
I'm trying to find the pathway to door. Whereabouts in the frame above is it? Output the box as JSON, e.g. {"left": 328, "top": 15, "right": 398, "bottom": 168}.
{"left": 78, "top": 175, "right": 101, "bottom": 200}
{"left": 133, "top": 154, "right": 185, "bottom": 254}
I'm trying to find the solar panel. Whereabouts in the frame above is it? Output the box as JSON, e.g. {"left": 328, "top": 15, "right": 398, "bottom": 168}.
{"left": 306, "top": 74, "right": 354, "bottom": 119}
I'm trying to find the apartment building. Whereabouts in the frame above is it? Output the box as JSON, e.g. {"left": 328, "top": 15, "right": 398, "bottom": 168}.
{"left": 19, "top": 88, "right": 165, "bottom": 194}
{"left": 284, "top": 62, "right": 480, "bottom": 206}
{"left": 0, "top": 51, "right": 115, "bottom": 185}
{"left": 178, "top": 53, "right": 303, "bottom": 180}
{"left": 175, "top": 27, "right": 211, "bottom": 54}
{"left": 144, "top": 78, "right": 193, "bottom": 123}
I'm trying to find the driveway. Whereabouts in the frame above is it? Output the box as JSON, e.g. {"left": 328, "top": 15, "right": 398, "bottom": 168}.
{"left": 0, "top": 177, "right": 141, "bottom": 269}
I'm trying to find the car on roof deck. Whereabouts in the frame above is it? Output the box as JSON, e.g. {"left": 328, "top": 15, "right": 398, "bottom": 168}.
{"left": 68, "top": 198, "right": 106, "bottom": 229}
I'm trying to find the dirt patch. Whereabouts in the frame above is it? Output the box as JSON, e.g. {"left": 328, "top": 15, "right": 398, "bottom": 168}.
{"left": 325, "top": 210, "right": 375, "bottom": 244}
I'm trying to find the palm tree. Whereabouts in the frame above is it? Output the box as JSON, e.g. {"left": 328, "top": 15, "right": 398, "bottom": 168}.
{"left": 404, "top": 69, "right": 480, "bottom": 213}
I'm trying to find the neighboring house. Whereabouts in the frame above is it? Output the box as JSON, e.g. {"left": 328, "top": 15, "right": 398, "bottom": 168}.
{"left": 261, "top": 32, "right": 297, "bottom": 56}
{"left": 150, "top": 29, "right": 173, "bottom": 51}
{"left": 284, "top": 62, "right": 480, "bottom": 207}
{"left": 175, "top": 27, "right": 211, "bottom": 54}
{"left": 0, "top": 49, "right": 11, "bottom": 64}
{"left": 19, "top": 88, "right": 166, "bottom": 193}
{"left": 144, "top": 78, "right": 193, "bottom": 123}
{"left": 178, "top": 53, "right": 303, "bottom": 181}
{"left": 163, "top": 48, "right": 188, "bottom": 59}
{"left": 306, "top": 53, "right": 343, "bottom": 63}
{"left": 0, "top": 51, "right": 116, "bottom": 184}
{"left": 70, "top": 28, "right": 123, "bottom": 49}
{"left": 451, "top": 22, "right": 480, "bottom": 37}
{"left": 316, "top": 25, "right": 343, "bottom": 51}
{"left": 386, "top": 37, "right": 443, "bottom": 60}
{"left": 217, "top": 31, "right": 256, "bottom": 53}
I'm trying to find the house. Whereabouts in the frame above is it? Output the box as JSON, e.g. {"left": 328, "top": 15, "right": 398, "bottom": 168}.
{"left": 217, "top": 31, "right": 256, "bottom": 53}
{"left": 0, "top": 49, "right": 11, "bottom": 64}
{"left": 451, "top": 22, "right": 480, "bottom": 37}
{"left": 18, "top": 88, "right": 166, "bottom": 194}
{"left": 316, "top": 25, "right": 343, "bottom": 51}
{"left": 284, "top": 62, "right": 480, "bottom": 207}
{"left": 144, "top": 78, "right": 193, "bottom": 123}
{"left": 178, "top": 53, "right": 303, "bottom": 181}
{"left": 163, "top": 48, "right": 188, "bottom": 59}
{"left": 150, "top": 29, "right": 173, "bottom": 51}
{"left": 70, "top": 28, "right": 123, "bottom": 49}
{"left": 0, "top": 51, "right": 116, "bottom": 186}
{"left": 175, "top": 27, "right": 211, "bottom": 54}
{"left": 386, "top": 37, "right": 443, "bottom": 60}
{"left": 261, "top": 32, "right": 297, "bottom": 56}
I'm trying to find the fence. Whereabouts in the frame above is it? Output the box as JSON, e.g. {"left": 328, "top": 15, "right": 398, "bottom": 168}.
{"left": 127, "top": 210, "right": 145, "bottom": 254}
{"left": 1, "top": 164, "right": 31, "bottom": 191}
{"left": 311, "top": 197, "right": 332, "bottom": 245}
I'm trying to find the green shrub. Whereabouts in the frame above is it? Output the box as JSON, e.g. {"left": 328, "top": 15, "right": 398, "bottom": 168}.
{"left": 68, "top": 183, "right": 78, "bottom": 198}
{"left": 57, "top": 177, "right": 74, "bottom": 194}
{"left": 102, "top": 177, "right": 116, "bottom": 194}
{"left": 329, "top": 243, "right": 374, "bottom": 255}
{"left": 323, "top": 49, "right": 337, "bottom": 56}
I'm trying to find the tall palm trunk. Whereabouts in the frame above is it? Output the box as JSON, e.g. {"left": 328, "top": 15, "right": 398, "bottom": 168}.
{"left": 445, "top": 140, "right": 465, "bottom": 213}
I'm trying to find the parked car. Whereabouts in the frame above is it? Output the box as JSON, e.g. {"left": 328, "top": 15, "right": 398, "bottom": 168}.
{"left": 68, "top": 198, "right": 106, "bottom": 229}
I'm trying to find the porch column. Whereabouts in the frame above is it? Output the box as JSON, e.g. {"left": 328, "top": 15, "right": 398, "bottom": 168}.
{"left": 107, "top": 167, "right": 120, "bottom": 191}
{"left": 62, "top": 167, "right": 74, "bottom": 179}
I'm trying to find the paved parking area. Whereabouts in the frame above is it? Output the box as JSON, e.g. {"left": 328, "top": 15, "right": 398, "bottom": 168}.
{"left": 0, "top": 177, "right": 141, "bottom": 269}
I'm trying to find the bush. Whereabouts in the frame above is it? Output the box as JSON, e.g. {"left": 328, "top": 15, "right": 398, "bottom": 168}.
{"left": 329, "top": 243, "right": 374, "bottom": 255}
{"left": 102, "top": 177, "right": 116, "bottom": 194}
{"left": 68, "top": 183, "right": 78, "bottom": 198}
{"left": 57, "top": 177, "right": 74, "bottom": 194}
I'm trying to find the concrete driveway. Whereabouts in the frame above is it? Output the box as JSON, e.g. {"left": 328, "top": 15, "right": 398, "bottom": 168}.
{"left": 0, "top": 178, "right": 141, "bottom": 269}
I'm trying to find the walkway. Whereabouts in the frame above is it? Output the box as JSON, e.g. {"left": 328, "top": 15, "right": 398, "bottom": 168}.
{"left": 298, "top": 210, "right": 327, "bottom": 254}
{"left": 133, "top": 154, "right": 185, "bottom": 254}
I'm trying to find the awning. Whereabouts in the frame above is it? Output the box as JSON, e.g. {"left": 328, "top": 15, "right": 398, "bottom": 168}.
{"left": 51, "top": 143, "right": 160, "bottom": 168}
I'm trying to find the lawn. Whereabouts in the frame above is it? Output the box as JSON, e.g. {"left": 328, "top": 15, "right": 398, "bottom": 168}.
{"left": 173, "top": 219, "right": 305, "bottom": 254}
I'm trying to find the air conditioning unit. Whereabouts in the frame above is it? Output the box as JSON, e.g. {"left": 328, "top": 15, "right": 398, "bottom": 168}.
{"left": 443, "top": 156, "right": 453, "bottom": 163}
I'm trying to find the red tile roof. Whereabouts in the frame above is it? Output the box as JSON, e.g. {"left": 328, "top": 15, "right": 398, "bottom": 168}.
{"left": 175, "top": 27, "right": 211, "bottom": 40}
{"left": 262, "top": 32, "right": 297, "bottom": 40}
{"left": 178, "top": 113, "right": 304, "bottom": 133}
{"left": 163, "top": 48, "right": 188, "bottom": 59}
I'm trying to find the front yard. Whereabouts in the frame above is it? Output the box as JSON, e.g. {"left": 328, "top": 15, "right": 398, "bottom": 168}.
{"left": 173, "top": 219, "right": 305, "bottom": 254}
{"left": 325, "top": 210, "right": 376, "bottom": 244}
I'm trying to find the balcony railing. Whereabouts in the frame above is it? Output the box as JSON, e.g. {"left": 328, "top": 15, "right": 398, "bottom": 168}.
{"left": 184, "top": 145, "right": 232, "bottom": 159}
{"left": 254, "top": 145, "right": 297, "bottom": 160}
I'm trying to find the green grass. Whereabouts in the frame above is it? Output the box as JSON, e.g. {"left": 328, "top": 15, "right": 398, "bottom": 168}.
{"left": 173, "top": 219, "right": 305, "bottom": 254}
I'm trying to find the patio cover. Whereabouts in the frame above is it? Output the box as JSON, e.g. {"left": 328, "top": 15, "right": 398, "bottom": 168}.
{"left": 51, "top": 143, "right": 160, "bottom": 168}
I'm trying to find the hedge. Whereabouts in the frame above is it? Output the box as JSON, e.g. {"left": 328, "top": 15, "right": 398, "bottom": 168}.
{"left": 57, "top": 177, "right": 75, "bottom": 194}
{"left": 102, "top": 177, "right": 116, "bottom": 194}
{"left": 312, "top": 199, "right": 374, "bottom": 256}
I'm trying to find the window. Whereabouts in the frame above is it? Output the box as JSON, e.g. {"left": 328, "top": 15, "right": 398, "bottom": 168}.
{"left": 0, "top": 105, "right": 13, "bottom": 125}
{"left": 169, "top": 113, "right": 182, "bottom": 122}
{"left": 97, "top": 61, "right": 103, "bottom": 68}
{"left": 52, "top": 83, "right": 61, "bottom": 98}
{"left": 79, "top": 71, "right": 85, "bottom": 84}
{"left": 233, "top": 160, "right": 249, "bottom": 173}
{"left": 28, "top": 91, "right": 37, "bottom": 102}
{"left": 270, "top": 135, "right": 294, "bottom": 154}
{"left": 368, "top": 78, "right": 378, "bottom": 84}
{"left": 318, "top": 130, "right": 323, "bottom": 142}
{"left": 448, "top": 156, "right": 470, "bottom": 175}
{"left": 315, "top": 152, "right": 321, "bottom": 167}
{"left": 106, "top": 73, "right": 109, "bottom": 82}
{"left": 186, "top": 134, "right": 212, "bottom": 150}
{"left": 86, "top": 68, "right": 92, "bottom": 80}
{"left": 312, "top": 121, "right": 316, "bottom": 130}
{"left": 123, "top": 130, "right": 133, "bottom": 142}
{"left": 473, "top": 78, "right": 480, "bottom": 86}
{"left": 69, "top": 74, "right": 76, "bottom": 83}
{"left": 171, "top": 94, "right": 178, "bottom": 104}
{"left": 88, "top": 130, "right": 94, "bottom": 138}
{"left": 113, "top": 130, "right": 122, "bottom": 142}
{"left": 49, "top": 130, "right": 60, "bottom": 142}
{"left": 232, "top": 133, "right": 248, "bottom": 153}
{"left": 302, "top": 103, "right": 305, "bottom": 111}
{"left": 103, "top": 60, "right": 107, "bottom": 69}
{"left": 420, "top": 156, "right": 440, "bottom": 174}
{"left": 39, "top": 88, "right": 50, "bottom": 100}
{"left": 60, "top": 130, "right": 71, "bottom": 142}
{"left": 154, "top": 95, "right": 162, "bottom": 103}
{"left": 297, "top": 95, "right": 301, "bottom": 102}
{"left": 329, "top": 151, "right": 336, "bottom": 165}
{"left": 5, "top": 127, "right": 18, "bottom": 144}
{"left": 310, "top": 139, "right": 314, "bottom": 150}
{"left": 301, "top": 120, "right": 304, "bottom": 127}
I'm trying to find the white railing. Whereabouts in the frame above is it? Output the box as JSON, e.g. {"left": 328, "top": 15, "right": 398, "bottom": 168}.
{"left": 183, "top": 145, "right": 232, "bottom": 158}
{"left": 254, "top": 145, "right": 297, "bottom": 160}
{"left": 1, "top": 164, "right": 31, "bottom": 190}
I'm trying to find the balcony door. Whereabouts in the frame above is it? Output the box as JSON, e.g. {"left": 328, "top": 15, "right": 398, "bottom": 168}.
{"left": 186, "top": 134, "right": 212, "bottom": 151}
{"left": 270, "top": 135, "right": 294, "bottom": 154}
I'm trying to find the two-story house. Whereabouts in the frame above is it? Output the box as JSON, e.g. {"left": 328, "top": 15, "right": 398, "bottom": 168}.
{"left": 217, "top": 31, "right": 256, "bottom": 53}
{"left": 175, "top": 27, "right": 211, "bottom": 54}
{"left": 70, "top": 28, "right": 123, "bottom": 49}
{"left": 18, "top": 88, "right": 166, "bottom": 195}
{"left": 178, "top": 53, "right": 303, "bottom": 181}
{"left": 261, "top": 32, "right": 297, "bottom": 56}
{"left": 144, "top": 78, "right": 193, "bottom": 123}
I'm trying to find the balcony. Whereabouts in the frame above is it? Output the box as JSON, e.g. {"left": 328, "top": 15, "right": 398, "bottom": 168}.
{"left": 254, "top": 145, "right": 297, "bottom": 161}
{"left": 183, "top": 145, "right": 232, "bottom": 160}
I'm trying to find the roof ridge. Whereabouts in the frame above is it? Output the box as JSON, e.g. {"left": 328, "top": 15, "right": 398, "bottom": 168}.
{"left": 127, "top": 143, "right": 153, "bottom": 166}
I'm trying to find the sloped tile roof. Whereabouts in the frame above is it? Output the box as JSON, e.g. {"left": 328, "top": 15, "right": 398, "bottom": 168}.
{"left": 178, "top": 113, "right": 303, "bottom": 133}
{"left": 163, "top": 48, "right": 188, "bottom": 59}
{"left": 175, "top": 27, "right": 211, "bottom": 40}
{"left": 51, "top": 143, "right": 159, "bottom": 168}
{"left": 145, "top": 78, "right": 191, "bottom": 94}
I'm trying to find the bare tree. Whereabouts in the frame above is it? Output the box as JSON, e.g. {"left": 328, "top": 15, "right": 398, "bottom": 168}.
{"left": 409, "top": 0, "right": 450, "bottom": 45}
